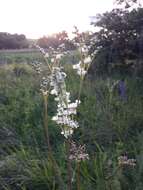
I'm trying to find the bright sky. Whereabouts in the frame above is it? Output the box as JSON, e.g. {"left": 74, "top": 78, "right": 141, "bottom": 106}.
{"left": 0, "top": 0, "right": 115, "bottom": 38}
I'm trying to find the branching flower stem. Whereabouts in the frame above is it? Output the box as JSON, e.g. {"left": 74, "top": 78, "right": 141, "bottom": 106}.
{"left": 66, "top": 138, "right": 72, "bottom": 190}
{"left": 43, "top": 93, "right": 65, "bottom": 190}
{"left": 77, "top": 76, "right": 84, "bottom": 104}
{"left": 35, "top": 30, "right": 92, "bottom": 190}
{"left": 77, "top": 38, "right": 91, "bottom": 104}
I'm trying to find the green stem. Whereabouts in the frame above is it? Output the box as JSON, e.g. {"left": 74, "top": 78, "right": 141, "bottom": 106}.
{"left": 77, "top": 77, "right": 84, "bottom": 104}
{"left": 66, "top": 139, "right": 72, "bottom": 190}
{"left": 43, "top": 55, "right": 52, "bottom": 73}
{"left": 77, "top": 162, "right": 80, "bottom": 190}
{"left": 43, "top": 95, "right": 51, "bottom": 151}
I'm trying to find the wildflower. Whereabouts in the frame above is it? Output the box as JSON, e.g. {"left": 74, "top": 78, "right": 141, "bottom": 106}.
{"left": 69, "top": 141, "right": 89, "bottom": 162}
{"left": 34, "top": 33, "right": 89, "bottom": 140}
{"left": 84, "top": 56, "right": 91, "bottom": 64}
{"left": 51, "top": 58, "right": 55, "bottom": 63}
{"left": 118, "top": 156, "right": 136, "bottom": 167}
{"left": 52, "top": 115, "right": 79, "bottom": 128}
{"left": 54, "top": 97, "right": 59, "bottom": 101}
{"left": 31, "top": 61, "right": 42, "bottom": 74}
{"left": 118, "top": 79, "right": 127, "bottom": 101}
{"left": 77, "top": 68, "right": 87, "bottom": 76}
{"left": 73, "top": 63, "right": 81, "bottom": 70}
{"left": 73, "top": 62, "right": 87, "bottom": 76}
{"left": 73, "top": 54, "right": 91, "bottom": 77}
{"left": 45, "top": 53, "right": 49, "bottom": 58}
{"left": 61, "top": 128, "right": 74, "bottom": 138}
{"left": 40, "top": 89, "right": 49, "bottom": 96}
{"left": 50, "top": 65, "right": 80, "bottom": 138}
{"left": 56, "top": 54, "right": 63, "bottom": 60}
{"left": 50, "top": 89, "right": 58, "bottom": 96}
{"left": 81, "top": 46, "right": 89, "bottom": 53}
{"left": 35, "top": 45, "right": 46, "bottom": 55}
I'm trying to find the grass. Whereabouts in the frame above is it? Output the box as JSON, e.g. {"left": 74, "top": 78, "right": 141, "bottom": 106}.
{"left": 0, "top": 50, "right": 43, "bottom": 64}
{"left": 0, "top": 54, "right": 143, "bottom": 189}
{"left": 0, "top": 49, "right": 79, "bottom": 65}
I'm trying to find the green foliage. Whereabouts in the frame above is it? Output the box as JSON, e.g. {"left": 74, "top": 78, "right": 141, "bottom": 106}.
{"left": 0, "top": 147, "right": 59, "bottom": 190}
{"left": 90, "top": 7, "right": 143, "bottom": 76}
{"left": 0, "top": 60, "right": 143, "bottom": 189}
{"left": 116, "top": 0, "right": 139, "bottom": 8}
{"left": 0, "top": 50, "right": 43, "bottom": 64}
{"left": 0, "top": 50, "right": 78, "bottom": 65}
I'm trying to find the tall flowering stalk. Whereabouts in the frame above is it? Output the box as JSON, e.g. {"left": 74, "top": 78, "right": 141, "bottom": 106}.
{"left": 32, "top": 28, "right": 93, "bottom": 190}
{"left": 32, "top": 46, "right": 65, "bottom": 190}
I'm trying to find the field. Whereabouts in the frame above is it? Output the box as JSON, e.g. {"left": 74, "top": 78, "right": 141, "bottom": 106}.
{"left": 0, "top": 49, "right": 78, "bottom": 65}
{"left": 0, "top": 51, "right": 143, "bottom": 190}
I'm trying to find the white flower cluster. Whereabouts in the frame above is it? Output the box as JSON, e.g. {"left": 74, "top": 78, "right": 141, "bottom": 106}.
{"left": 118, "top": 156, "right": 136, "bottom": 167}
{"left": 50, "top": 66, "right": 80, "bottom": 138}
{"left": 35, "top": 45, "right": 46, "bottom": 55}
{"left": 72, "top": 29, "right": 92, "bottom": 77}
{"left": 73, "top": 56, "right": 91, "bottom": 76}
{"left": 34, "top": 29, "right": 92, "bottom": 139}
{"left": 40, "top": 76, "right": 50, "bottom": 96}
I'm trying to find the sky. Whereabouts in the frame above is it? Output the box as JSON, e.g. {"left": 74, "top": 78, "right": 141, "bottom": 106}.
{"left": 0, "top": 0, "right": 115, "bottom": 38}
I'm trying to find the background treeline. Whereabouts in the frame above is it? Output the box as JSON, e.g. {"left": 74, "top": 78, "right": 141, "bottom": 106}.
{"left": 37, "top": 31, "right": 76, "bottom": 50}
{"left": 0, "top": 33, "right": 29, "bottom": 49}
{"left": 0, "top": 31, "right": 75, "bottom": 51}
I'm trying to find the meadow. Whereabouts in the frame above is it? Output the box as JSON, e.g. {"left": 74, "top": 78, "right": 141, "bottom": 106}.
{"left": 0, "top": 50, "right": 143, "bottom": 190}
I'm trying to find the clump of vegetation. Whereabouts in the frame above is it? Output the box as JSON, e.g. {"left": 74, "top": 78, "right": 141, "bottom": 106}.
{"left": 0, "top": 53, "right": 143, "bottom": 190}
{"left": 0, "top": 1, "right": 143, "bottom": 189}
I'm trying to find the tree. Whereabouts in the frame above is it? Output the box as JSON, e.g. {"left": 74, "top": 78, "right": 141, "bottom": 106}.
{"left": 89, "top": 8, "right": 143, "bottom": 76}
{"left": 116, "top": 0, "right": 141, "bottom": 8}
{"left": 37, "top": 31, "right": 76, "bottom": 51}
{"left": 0, "top": 33, "right": 29, "bottom": 49}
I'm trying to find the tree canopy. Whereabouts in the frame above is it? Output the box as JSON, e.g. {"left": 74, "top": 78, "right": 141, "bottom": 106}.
{"left": 116, "top": 0, "right": 140, "bottom": 8}
{"left": 37, "top": 31, "right": 76, "bottom": 51}
{"left": 90, "top": 7, "right": 143, "bottom": 76}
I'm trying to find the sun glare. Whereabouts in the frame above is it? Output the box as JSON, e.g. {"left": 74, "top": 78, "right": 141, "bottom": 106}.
{"left": 0, "top": 0, "right": 114, "bottom": 38}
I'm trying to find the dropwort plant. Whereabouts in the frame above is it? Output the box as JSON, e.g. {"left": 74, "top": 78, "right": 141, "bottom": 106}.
{"left": 31, "top": 27, "right": 93, "bottom": 190}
